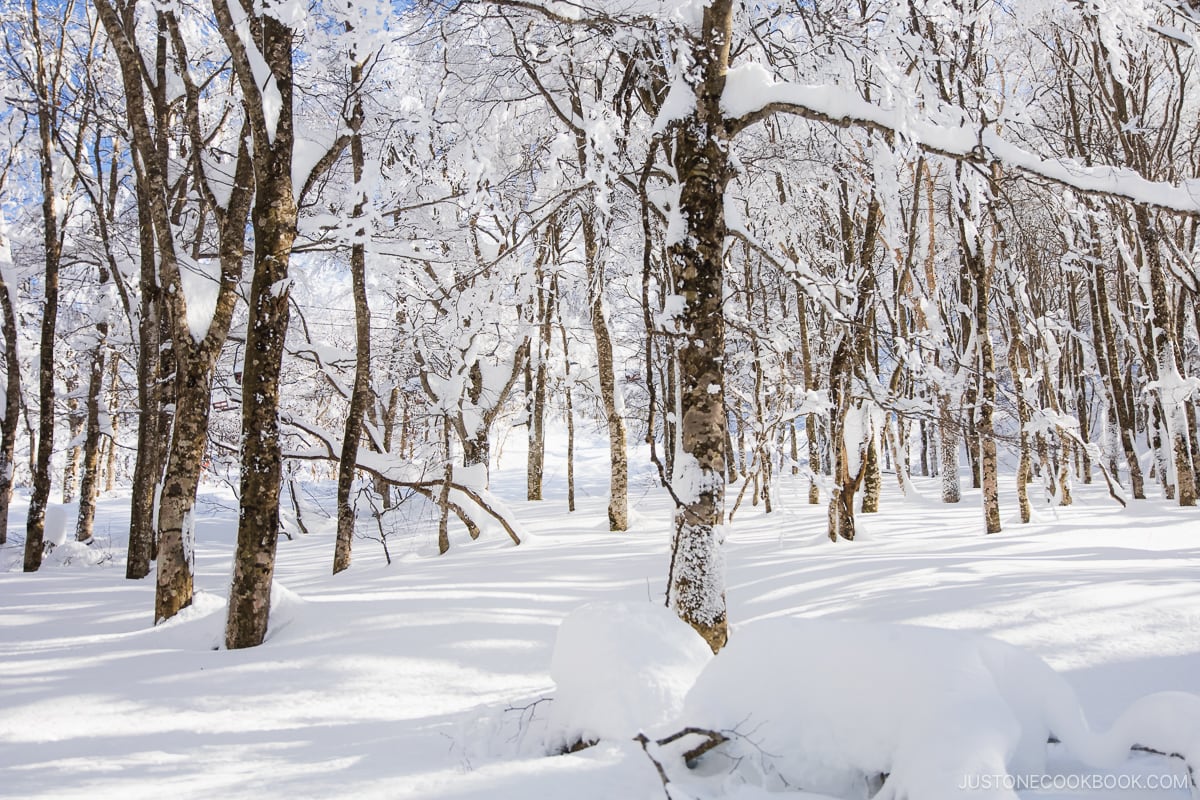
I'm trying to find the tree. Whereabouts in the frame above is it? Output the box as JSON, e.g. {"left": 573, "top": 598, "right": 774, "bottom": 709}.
{"left": 14, "top": 0, "right": 89, "bottom": 571}
{"left": 212, "top": 0, "right": 301, "bottom": 649}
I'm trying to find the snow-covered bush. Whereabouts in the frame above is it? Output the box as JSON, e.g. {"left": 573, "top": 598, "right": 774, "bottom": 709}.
{"left": 545, "top": 601, "right": 712, "bottom": 752}
{"left": 682, "top": 618, "right": 1200, "bottom": 800}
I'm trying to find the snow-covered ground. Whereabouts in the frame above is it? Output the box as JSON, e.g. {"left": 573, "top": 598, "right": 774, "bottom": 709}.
{"left": 1, "top": 433, "right": 1198, "bottom": 799}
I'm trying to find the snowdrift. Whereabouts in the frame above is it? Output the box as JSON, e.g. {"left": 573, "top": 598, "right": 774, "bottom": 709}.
{"left": 548, "top": 604, "right": 1200, "bottom": 799}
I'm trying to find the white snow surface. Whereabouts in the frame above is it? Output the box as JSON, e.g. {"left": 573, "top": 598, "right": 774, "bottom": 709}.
{"left": 178, "top": 254, "right": 221, "bottom": 343}
{"left": 545, "top": 601, "right": 710, "bottom": 749}
{"left": 2, "top": 430, "right": 1199, "bottom": 800}
{"left": 682, "top": 618, "right": 1200, "bottom": 799}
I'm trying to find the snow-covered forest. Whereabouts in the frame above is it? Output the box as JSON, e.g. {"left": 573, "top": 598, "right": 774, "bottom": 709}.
{"left": 2, "top": 1, "right": 1200, "bottom": 798}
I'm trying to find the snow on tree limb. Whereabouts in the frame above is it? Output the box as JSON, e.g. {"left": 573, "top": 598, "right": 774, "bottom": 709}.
{"left": 723, "top": 62, "right": 1200, "bottom": 215}
{"left": 268, "top": 414, "right": 524, "bottom": 547}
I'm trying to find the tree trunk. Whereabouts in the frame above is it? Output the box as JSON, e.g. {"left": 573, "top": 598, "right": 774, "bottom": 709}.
{"left": 24, "top": 0, "right": 63, "bottom": 571}
{"left": 581, "top": 213, "right": 628, "bottom": 531}
{"left": 939, "top": 395, "right": 961, "bottom": 503}
{"left": 956, "top": 163, "right": 1000, "bottom": 533}
{"left": 526, "top": 264, "right": 552, "bottom": 502}
{"left": 74, "top": 335, "right": 107, "bottom": 543}
{"left": 104, "top": 356, "right": 120, "bottom": 493}
{"left": 827, "top": 337, "right": 865, "bottom": 541}
{"left": 665, "top": 0, "right": 736, "bottom": 653}
{"left": 438, "top": 418, "right": 453, "bottom": 555}
{"left": 334, "top": 68, "right": 370, "bottom": 576}
{"left": 93, "top": 0, "right": 172, "bottom": 580}
{"left": 1007, "top": 308, "right": 1032, "bottom": 524}
{"left": 154, "top": 367, "right": 215, "bottom": 622}
{"left": 62, "top": 369, "right": 82, "bottom": 504}
{"left": 560, "top": 309, "right": 576, "bottom": 513}
{"left": 860, "top": 428, "right": 880, "bottom": 513}
{"left": 221, "top": 7, "right": 298, "bottom": 650}
{"left": 0, "top": 257, "right": 22, "bottom": 545}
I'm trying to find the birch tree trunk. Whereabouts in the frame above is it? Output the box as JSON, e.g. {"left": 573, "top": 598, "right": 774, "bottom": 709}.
{"left": 0, "top": 245, "right": 20, "bottom": 545}
{"left": 581, "top": 213, "right": 629, "bottom": 531}
{"left": 334, "top": 57, "right": 370, "bottom": 576}
{"left": 24, "top": 0, "right": 65, "bottom": 571}
{"left": 525, "top": 254, "right": 552, "bottom": 502}
{"left": 664, "top": 0, "right": 737, "bottom": 653}
{"left": 216, "top": 1, "right": 299, "bottom": 649}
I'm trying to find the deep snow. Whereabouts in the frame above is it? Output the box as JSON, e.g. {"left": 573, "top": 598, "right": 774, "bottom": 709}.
{"left": 1, "top": 431, "right": 1199, "bottom": 799}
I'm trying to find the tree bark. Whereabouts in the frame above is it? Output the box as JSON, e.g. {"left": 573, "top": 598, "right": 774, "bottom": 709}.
{"left": 24, "top": 0, "right": 64, "bottom": 571}
{"left": 939, "top": 396, "right": 961, "bottom": 503}
{"left": 0, "top": 251, "right": 21, "bottom": 546}
{"left": 581, "top": 213, "right": 629, "bottom": 530}
{"left": 217, "top": 3, "right": 298, "bottom": 650}
{"left": 334, "top": 58, "right": 370, "bottom": 575}
{"left": 62, "top": 369, "right": 82, "bottom": 504}
{"left": 74, "top": 328, "right": 107, "bottom": 543}
{"left": 526, "top": 257, "right": 552, "bottom": 502}
{"left": 664, "top": 0, "right": 737, "bottom": 654}
{"left": 93, "top": 0, "right": 171, "bottom": 580}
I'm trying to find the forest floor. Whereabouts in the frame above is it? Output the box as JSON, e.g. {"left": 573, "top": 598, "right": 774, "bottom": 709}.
{"left": 1, "top": 431, "right": 1198, "bottom": 799}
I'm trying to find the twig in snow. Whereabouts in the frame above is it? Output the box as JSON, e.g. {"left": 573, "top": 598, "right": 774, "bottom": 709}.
{"left": 635, "top": 732, "right": 674, "bottom": 797}
{"left": 654, "top": 726, "right": 730, "bottom": 764}
{"left": 1131, "top": 744, "right": 1198, "bottom": 791}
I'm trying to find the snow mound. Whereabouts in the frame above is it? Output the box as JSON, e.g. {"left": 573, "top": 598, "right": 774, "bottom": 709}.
{"left": 41, "top": 539, "right": 116, "bottom": 568}
{"left": 545, "top": 601, "right": 711, "bottom": 751}
{"left": 264, "top": 581, "right": 308, "bottom": 642}
{"left": 38, "top": 504, "right": 118, "bottom": 568}
{"left": 682, "top": 618, "right": 1200, "bottom": 800}
{"left": 43, "top": 503, "right": 73, "bottom": 548}
{"left": 147, "top": 590, "right": 227, "bottom": 650}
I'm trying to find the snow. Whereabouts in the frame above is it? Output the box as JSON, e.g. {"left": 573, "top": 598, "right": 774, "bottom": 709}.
{"left": 177, "top": 254, "right": 221, "bottom": 344}
{"left": 2, "top": 434, "right": 1199, "bottom": 800}
{"left": 226, "top": 5, "right": 283, "bottom": 144}
{"left": 653, "top": 74, "right": 696, "bottom": 135}
{"left": 682, "top": 618, "right": 1200, "bottom": 799}
{"left": 42, "top": 502, "right": 72, "bottom": 549}
{"left": 545, "top": 601, "right": 710, "bottom": 749}
{"left": 292, "top": 137, "right": 332, "bottom": 202}
{"left": 720, "top": 62, "right": 1200, "bottom": 213}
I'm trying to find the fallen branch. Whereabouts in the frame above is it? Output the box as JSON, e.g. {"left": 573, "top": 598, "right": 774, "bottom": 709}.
{"left": 655, "top": 726, "right": 730, "bottom": 764}
{"left": 1045, "top": 737, "right": 1197, "bottom": 791}
{"left": 1131, "top": 744, "right": 1198, "bottom": 791}
{"left": 634, "top": 733, "right": 673, "bottom": 797}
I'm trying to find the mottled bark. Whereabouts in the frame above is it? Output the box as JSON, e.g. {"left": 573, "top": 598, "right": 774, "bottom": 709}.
{"left": 955, "top": 162, "right": 1000, "bottom": 534}
{"left": 74, "top": 338, "right": 106, "bottom": 543}
{"left": 438, "top": 419, "right": 453, "bottom": 555}
{"left": 1006, "top": 308, "right": 1032, "bottom": 524}
{"left": 126, "top": 184, "right": 163, "bottom": 580}
{"left": 0, "top": 257, "right": 20, "bottom": 545}
{"left": 526, "top": 262, "right": 552, "bottom": 502}
{"left": 581, "top": 214, "right": 628, "bottom": 531}
{"left": 664, "top": 0, "right": 736, "bottom": 653}
{"left": 93, "top": 0, "right": 171, "bottom": 580}
{"left": 1058, "top": 439, "right": 1074, "bottom": 506}
{"left": 154, "top": 375, "right": 211, "bottom": 622}
{"left": 827, "top": 339, "right": 864, "bottom": 541}
{"left": 62, "top": 371, "right": 82, "bottom": 504}
{"left": 218, "top": 3, "right": 298, "bottom": 650}
{"left": 560, "top": 310, "right": 576, "bottom": 513}
{"left": 860, "top": 428, "right": 880, "bottom": 513}
{"left": 24, "top": 0, "right": 64, "bottom": 572}
{"left": 940, "top": 396, "right": 961, "bottom": 503}
{"left": 334, "top": 66, "right": 370, "bottom": 576}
